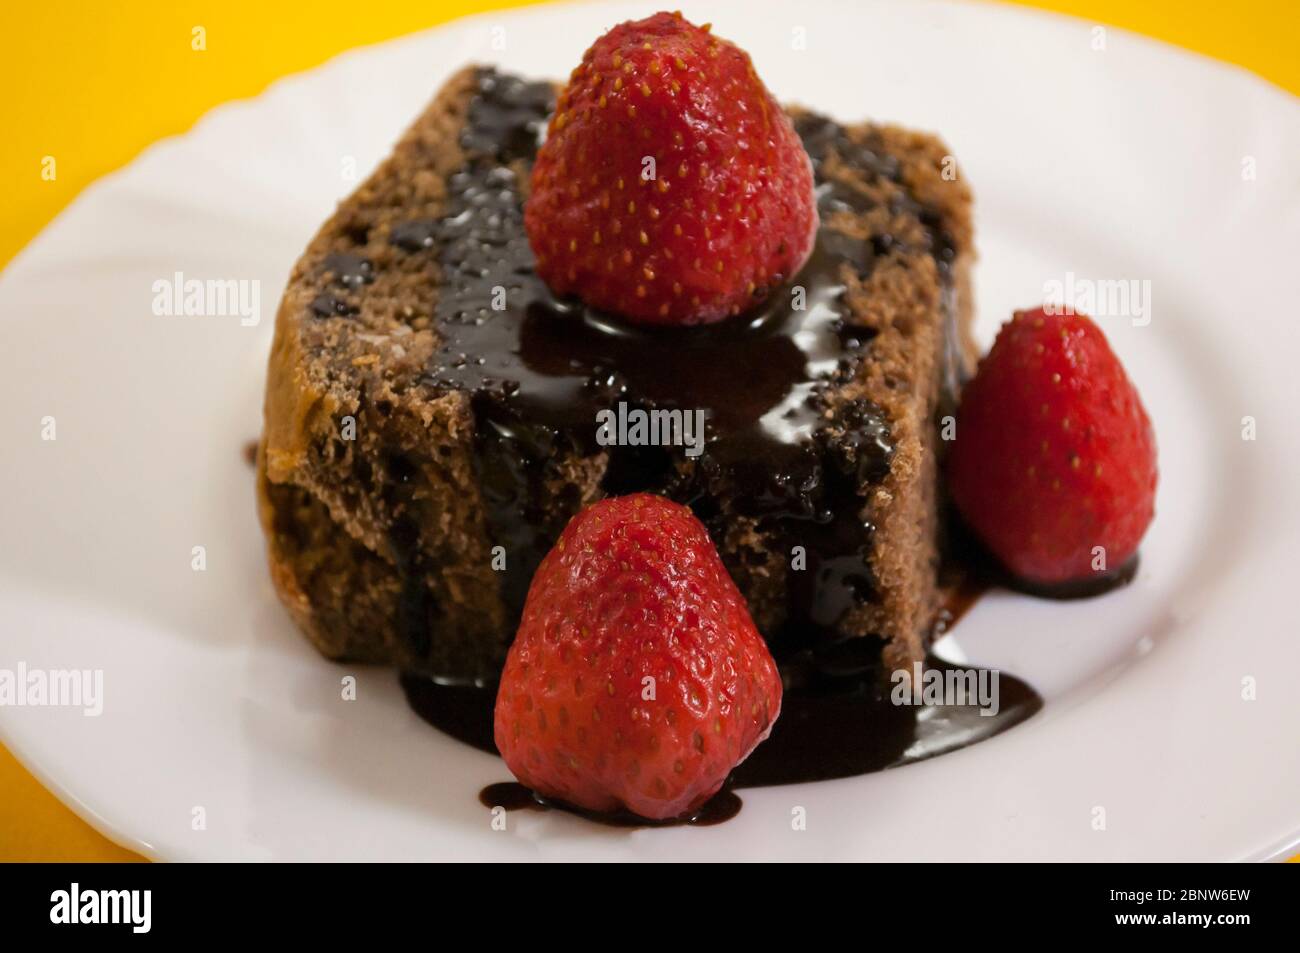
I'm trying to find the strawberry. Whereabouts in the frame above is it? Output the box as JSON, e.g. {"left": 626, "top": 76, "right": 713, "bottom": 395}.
{"left": 524, "top": 11, "right": 817, "bottom": 326}
{"left": 493, "top": 493, "right": 782, "bottom": 820}
{"left": 948, "top": 307, "right": 1157, "bottom": 585}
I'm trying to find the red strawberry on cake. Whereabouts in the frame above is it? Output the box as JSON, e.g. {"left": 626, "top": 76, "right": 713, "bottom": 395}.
{"left": 524, "top": 11, "right": 818, "bottom": 325}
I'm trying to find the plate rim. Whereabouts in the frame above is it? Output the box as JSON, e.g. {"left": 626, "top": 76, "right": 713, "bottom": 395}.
{"left": 2, "top": 0, "right": 1298, "bottom": 862}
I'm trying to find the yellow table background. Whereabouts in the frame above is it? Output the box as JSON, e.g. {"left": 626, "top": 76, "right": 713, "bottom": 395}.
{"left": 1, "top": 0, "right": 1296, "bottom": 862}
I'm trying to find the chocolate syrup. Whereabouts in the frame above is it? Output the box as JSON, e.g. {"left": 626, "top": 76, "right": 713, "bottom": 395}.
{"left": 310, "top": 293, "right": 358, "bottom": 319}
{"left": 935, "top": 519, "right": 1141, "bottom": 633}
{"left": 479, "top": 781, "right": 742, "bottom": 827}
{"left": 321, "top": 251, "right": 375, "bottom": 289}
{"left": 1010, "top": 556, "right": 1139, "bottom": 599}
{"left": 383, "top": 68, "right": 963, "bottom": 637}
{"left": 405, "top": 646, "right": 1040, "bottom": 822}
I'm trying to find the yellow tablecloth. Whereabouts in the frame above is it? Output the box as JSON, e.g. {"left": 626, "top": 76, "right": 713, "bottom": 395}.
{"left": 1, "top": 0, "right": 1296, "bottom": 862}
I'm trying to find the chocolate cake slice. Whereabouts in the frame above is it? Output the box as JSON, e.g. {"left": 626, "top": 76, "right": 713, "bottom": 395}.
{"left": 258, "top": 66, "right": 975, "bottom": 684}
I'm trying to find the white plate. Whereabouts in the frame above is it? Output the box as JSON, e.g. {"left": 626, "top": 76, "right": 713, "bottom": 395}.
{"left": 2, "top": 0, "right": 1298, "bottom": 861}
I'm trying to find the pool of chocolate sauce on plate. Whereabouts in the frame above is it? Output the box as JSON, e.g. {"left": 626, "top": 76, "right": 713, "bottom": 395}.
{"left": 403, "top": 575, "right": 1067, "bottom": 828}
{"left": 409, "top": 548, "right": 1135, "bottom": 827}
{"left": 375, "top": 70, "right": 1135, "bottom": 825}
{"left": 478, "top": 780, "right": 743, "bottom": 827}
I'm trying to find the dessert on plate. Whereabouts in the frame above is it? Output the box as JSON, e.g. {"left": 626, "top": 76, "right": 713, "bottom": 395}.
{"left": 259, "top": 16, "right": 973, "bottom": 683}
{"left": 257, "top": 12, "right": 1155, "bottom": 821}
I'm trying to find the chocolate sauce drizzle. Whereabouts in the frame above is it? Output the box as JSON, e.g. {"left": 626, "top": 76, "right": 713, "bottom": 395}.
{"left": 321, "top": 251, "right": 375, "bottom": 289}
{"left": 479, "top": 780, "right": 742, "bottom": 827}
{"left": 387, "top": 69, "right": 966, "bottom": 641}
{"left": 404, "top": 645, "right": 1040, "bottom": 826}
